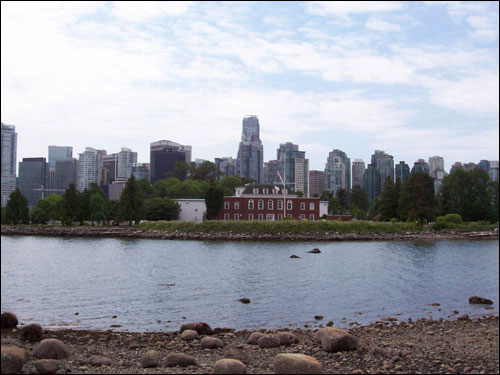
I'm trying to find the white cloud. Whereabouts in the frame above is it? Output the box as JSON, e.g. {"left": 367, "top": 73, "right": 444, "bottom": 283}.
{"left": 110, "top": 1, "right": 195, "bottom": 22}
{"left": 365, "top": 17, "right": 401, "bottom": 31}
{"left": 305, "top": 1, "right": 405, "bottom": 16}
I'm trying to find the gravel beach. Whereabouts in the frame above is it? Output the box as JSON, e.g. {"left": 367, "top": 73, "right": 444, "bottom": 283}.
{"left": 2, "top": 314, "right": 498, "bottom": 374}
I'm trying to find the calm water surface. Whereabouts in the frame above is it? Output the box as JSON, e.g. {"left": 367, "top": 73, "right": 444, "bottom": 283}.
{"left": 1, "top": 236, "right": 498, "bottom": 332}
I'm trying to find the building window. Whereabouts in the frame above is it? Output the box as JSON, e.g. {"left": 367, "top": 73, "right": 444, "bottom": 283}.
{"left": 287, "top": 200, "right": 293, "bottom": 210}
{"left": 277, "top": 214, "right": 283, "bottom": 220}
{"left": 258, "top": 214, "right": 264, "bottom": 220}
{"left": 310, "top": 214, "right": 315, "bottom": 220}
{"left": 300, "top": 202, "right": 305, "bottom": 210}
{"left": 277, "top": 200, "right": 283, "bottom": 210}
{"left": 268, "top": 200, "right": 273, "bottom": 210}
{"left": 248, "top": 199, "right": 254, "bottom": 210}
{"left": 224, "top": 213, "right": 229, "bottom": 220}
{"left": 299, "top": 214, "right": 305, "bottom": 219}
{"left": 234, "top": 214, "right": 239, "bottom": 220}
{"left": 234, "top": 201, "right": 239, "bottom": 210}
{"left": 310, "top": 202, "right": 315, "bottom": 210}
{"left": 258, "top": 199, "right": 264, "bottom": 209}
{"left": 224, "top": 202, "right": 229, "bottom": 210}
{"left": 266, "top": 214, "right": 274, "bottom": 221}
{"left": 248, "top": 214, "right": 254, "bottom": 221}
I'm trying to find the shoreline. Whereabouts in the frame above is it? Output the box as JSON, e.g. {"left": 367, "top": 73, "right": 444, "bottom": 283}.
{"left": 2, "top": 314, "right": 498, "bottom": 374}
{"left": 1, "top": 225, "right": 499, "bottom": 242}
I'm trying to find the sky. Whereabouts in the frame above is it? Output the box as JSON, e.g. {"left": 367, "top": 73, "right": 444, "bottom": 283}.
{"left": 1, "top": 1, "right": 499, "bottom": 173}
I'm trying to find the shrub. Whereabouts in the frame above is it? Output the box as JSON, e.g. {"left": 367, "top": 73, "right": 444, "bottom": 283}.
{"left": 436, "top": 216, "right": 446, "bottom": 223}
{"left": 390, "top": 218, "right": 398, "bottom": 223}
{"left": 444, "top": 213, "right": 463, "bottom": 224}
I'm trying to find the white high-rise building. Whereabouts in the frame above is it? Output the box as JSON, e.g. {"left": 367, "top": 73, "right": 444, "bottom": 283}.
{"left": 428, "top": 156, "right": 445, "bottom": 179}
{"left": 325, "top": 149, "right": 351, "bottom": 195}
{"left": 1, "top": 123, "right": 17, "bottom": 206}
{"left": 117, "top": 147, "right": 138, "bottom": 179}
{"left": 77, "top": 147, "right": 102, "bottom": 192}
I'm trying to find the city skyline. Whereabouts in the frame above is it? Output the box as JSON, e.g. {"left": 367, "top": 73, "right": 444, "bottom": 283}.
{"left": 1, "top": 2, "right": 499, "bottom": 172}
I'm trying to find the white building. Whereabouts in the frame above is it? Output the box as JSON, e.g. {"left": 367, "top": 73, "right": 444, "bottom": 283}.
{"left": 117, "top": 147, "right": 137, "bottom": 179}
{"left": 77, "top": 147, "right": 102, "bottom": 192}
{"left": 174, "top": 199, "right": 206, "bottom": 222}
{"left": 1, "top": 123, "right": 17, "bottom": 206}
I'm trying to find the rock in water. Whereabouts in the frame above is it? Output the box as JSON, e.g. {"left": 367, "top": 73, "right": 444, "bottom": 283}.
{"left": 307, "top": 248, "right": 321, "bottom": 254}
{"left": 238, "top": 298, "right": 251, "bottom": 304}
{"left": 290, "top": 255, "right": 300, "bottom": 258}
{"left": 469, "top": 296, "right": 493, "bottom": 305}
{"left": 1, "top": 312, "right": 18, "bottom": 329}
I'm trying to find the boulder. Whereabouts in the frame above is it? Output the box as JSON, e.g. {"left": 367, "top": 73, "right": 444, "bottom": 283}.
{"left": 469, "top": 296, "right": 494, "bottom": 305}
{"left": 88, "top": 355, "right": 113, "bottom": 366}
{"left": 290, "top": 255, "right": 300, "bottom": 259}
{"left": 237, "top": 298, "right": 251, "bottom": 304}
{"left": 1, "top": 346, "right": 29, "bottom": 375}
{"left": 276, "top": 332, "right": 299, "bottom": 346}
{"left": 165, "top": 353, "right": 198, "bottom": 367}
{"left": 180, "top": 322, "right": 213, "bottom": 335}
{"left": 1, "top": 312, "right": 18, "bottom": 329}
{"left": 141, "top": 350, "right": 159, "bottom": 368}
{"left": 34, "top": 359, "right": 59, "bottom": 374}
{"left": 20, "top": 323, "right": 44, "bottom": 341}
{"left": 214, "top": 358, "right": 247, "bottom": 374}
{"left": 258, "top": 334, "right": 281, "bottom": 348}
{"left": 34, "top": 338, "right": 70, "bottom": 359}
{"left": 180, "top": 329, "right": 199, "bottom": 341}
{"left": 224, "top": 344, "right": 249, "bottom": 364}
{"left": 201, "top": 336, "right": 224, "bottom": 349}
{"left": 315, "top": 328, "right": 358, "bottom": 352}
{"left": 273, "top": 353, "right": 323, "bottom": 374}
{"left": 247, "top": 332, "right": 264, "bottom": 345}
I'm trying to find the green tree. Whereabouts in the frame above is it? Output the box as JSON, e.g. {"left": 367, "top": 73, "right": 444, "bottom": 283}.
{"left": 118, "top": 174, "right": 145, "bottom": 225}
{"left": 5, "top": 188, "right": 30, "bottom": 225}
{"left": 61, "top": 183, "right": 80, "bottom": 226}
{"left": 377, "top": 178, "right": 401, "bottom": 221}
{"left": 1, "top": 206, "right": 7, "bottom": 224}
{"left": 399, "top": 172, "right": 436, "bottom": 224}
{"left": 220, "top": 176, "right": 243, "bottom": 196}
{"left": 90, "top": 193, "right": 108, "bottom": 225}
{"left": 153, "top": 177, "right": 181, "bottom": 198}
{"left": 350, "top": 185, "right": 369, "bottom": 212}
{"left": 336, "top": 188, "right": 348, "bottom": 214}
{"left": 108, "top": 200, "right": 120, "bottom": 225}
{"left": 488, "top": 180, "right": 499, "bottom": 223}
{"left": 144, "top": 197, "right": 181, "bottom": 221}
{"left": 166, "top": 161, "right": 190, "bottom": 181}
{"left": 31, "top": 194, "right": 63, "bottom": 225}
{"left": 191, "top": 161, "right": 217, "bottom": 180}
{"left": 136, "top": 178, "right": 153, "bottom": 199}
{"left": 205, "top": 183, "right": 224, "bottom": 220}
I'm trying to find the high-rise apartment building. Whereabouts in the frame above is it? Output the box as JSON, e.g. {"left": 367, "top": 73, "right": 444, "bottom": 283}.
{"left": 150, "top": 140, "right": 192, "bottom": 184}
{"left": 411, "top": 159, "right": 430, "bottom": 175}
{"left": 395, "top": 161, "right": 410, "bottom": 183}
{"left": 102, "top": 153, "right": 118, "bottom": 185}
{"left": 325, "top": 149, "right": 350, "bottom": 196}
{"left": 215, "top": 157, "right": 237, "bottom": 180}
{"left": 55, "top": 159, "right": 78, "bottom": 192}
{"left": 1, "top": 123, "right": 17, "bottom": 206}
{"left": 488, "top": 161, "right": 499, "bottom": 181}
{"left": 450, "top": 162, "right": 463, "bottom": 174}
{"left": 308, "top": 170, "right": 325, "bottom": 197}
{"left": 76, "top": 147, "right": 102, "bottom": 192}
{"left": 18, "top": 157, "right": 48, "bottom": 209}
{"left": 237, "top": 115, "right": 264, "bottom": 183}
{"left": 371, "top": 150, "right": 394, "bottom": 188}
{"left": 127, "top": 163, "right": 150, "bottom": 180}
{"left": 263, "top": 160, "right": 281, "bottom": 185}
{"left": 477, "top": 160, "right": 489, "bottom": 172}
{"left": 363, "top": 164, "right": 381, "bottom": 202}
{"left": 428, "top": 156, "right": 444, "bottom": 178}
{"left": 117, "top": 147, "right": 138, "bottom": 179}
{"left": 351, "top": 159, "right": 365, "bottom": 188}
{"left": 277, "top": 142, "right": 309, "bottom": 196}
{"left": 463, "top": 162, "right": 476, "bottom": 171}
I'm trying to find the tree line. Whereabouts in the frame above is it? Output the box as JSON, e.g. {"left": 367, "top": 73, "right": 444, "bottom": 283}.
{"left": 1, "top": 160, "right": 250, "bottom": 226}
{"left": 321, "top": 168, "right": 498, "bottom": 224}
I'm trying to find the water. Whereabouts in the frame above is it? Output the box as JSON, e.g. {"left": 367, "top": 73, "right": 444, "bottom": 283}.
{"left": 1, "top": 235, "right": 498, "bottom": 332}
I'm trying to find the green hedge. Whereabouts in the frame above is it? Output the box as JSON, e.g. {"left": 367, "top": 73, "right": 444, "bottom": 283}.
{"left": 137, "top": 220, "right": 421, "bottom": 234}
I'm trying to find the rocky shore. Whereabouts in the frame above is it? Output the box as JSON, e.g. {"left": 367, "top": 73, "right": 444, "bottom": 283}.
{"left": 1, "top": 225, "right": 498, "bottom": 242}
{"left": 2, "top": 313, "right": 498, "bottom": 374}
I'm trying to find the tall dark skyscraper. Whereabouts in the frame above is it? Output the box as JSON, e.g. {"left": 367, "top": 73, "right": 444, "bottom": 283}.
{"left": 395, "top": 161, "right": 410, "bottom": 183}
{"left": 150, "top": 140, "right": 191, "bottom": 184}
{"left": 237, "top": 115, "right": 263, "bottom": 183}
{"left": 363, "top": 164, "right": 381, "bottom": 202}
{"left": 18, "top": 157, "right": 48, "bottom": 209}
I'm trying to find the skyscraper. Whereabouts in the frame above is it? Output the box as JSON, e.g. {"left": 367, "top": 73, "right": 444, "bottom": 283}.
{"left": 48, "top": 146, "right": 73, "bottom": 195}
{"left": 150, "top": 140, "right": 191, "bottom": 184}
{"left": 371, "top": 150, "right": 394, "bottom": 187}
{"left": 102, "top": 153, "right": 118, "bottom": 185}
{"left": 237, "top": 115, "right": 264, "bottom": 183}
{"left": 428, "top": 156, "right": 444, "bottom": 178}
{"left": 76, "top": 147, "right": 102, "bottom": 192}
{"left": 363, "top": 164, "right": 381, "bottom": 202}
{"left": 18, "top": 157, "right": 48, "bottom": 209}
{"left": 1, "top": 123, "right": 17, "bottom": 206}
{"left": 325, "top": 149, "right": 351, "bottom": 196}
{"left": 117, "top": 147, "right": 138, "bottom": 179}
{"left": 351, "top": 159, "right": 365, "bottom": 188}
{"left": 308, "top": 170, "right": 325, "bottom": 197}
{"left": 215, "top": 157, "right": 237, "bottom": 180}
{"left": 395, "top": 161, "right": 410, "bottom": 183}
{"left": 277, "top": 142, "right": 309, "bottom": 196}
{"left": 411, "top": 159, "right": 430, "bottom": 174}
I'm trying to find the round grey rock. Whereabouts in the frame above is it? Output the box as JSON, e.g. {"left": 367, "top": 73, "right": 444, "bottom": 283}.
{"left": 273, "top": 353, "right": 323, "bottom": 374}
{"left": 214, "top": 358, "right": 247, "bottom": 374}
{"left": 34, "top": 338, "right": 70, "bottom": 359}
{"left": 141, "top": 350, "right": 159, "bottom": 368}
{"left": 165, "top": 353, "right": 198, "bottom": 367}
{"left": 247, "top": 332, "right": 264, "bottom": 345}
{"left": 1, "top": 312, "right": 18, "bottom": 329}
{"left": 180, "top": 329, "right": 199, "bottom": 341}
{"left": 20, "top": 323, "right": 43, "bottom": 341}
{"left": 201, "top": 336, "right": 224, "bottom": 349}
{"left": 258, "top": 334, "right": 281, "bottom": 348}
{"left": 34, "top": 359, "right": 59, "bottom": 374}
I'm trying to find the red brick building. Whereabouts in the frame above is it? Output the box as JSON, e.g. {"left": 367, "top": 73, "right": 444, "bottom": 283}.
{"left": 218, "top": 184, "right": 322, "bottom": 221}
